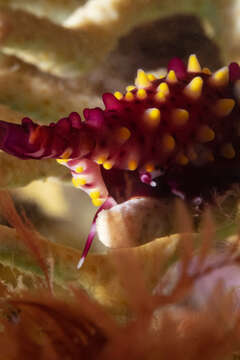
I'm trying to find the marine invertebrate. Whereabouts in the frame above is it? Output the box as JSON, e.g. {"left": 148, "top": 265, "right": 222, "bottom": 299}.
{"left": 0, "top": 1, "right": 237, "bottom": 193}
{"left": 0, "top": 54, "right": 240, "bottom": 264}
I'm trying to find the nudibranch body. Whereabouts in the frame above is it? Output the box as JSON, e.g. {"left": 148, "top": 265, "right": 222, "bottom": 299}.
{"left": 1, "top": 54, "right": 240, "bottom": 265}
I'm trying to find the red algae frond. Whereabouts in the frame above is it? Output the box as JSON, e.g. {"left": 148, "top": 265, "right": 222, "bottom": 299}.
{"left": 0, "top": 291, "right": 109, "bottom": 360}
{"left": 1, "top": 197, "right": 240, "bottom": 359}
{"left": 0, "top": 191, "right": 53, "bottom": 292}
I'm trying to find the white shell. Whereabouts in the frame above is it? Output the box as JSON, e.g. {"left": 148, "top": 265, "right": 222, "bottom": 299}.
{"left": 96, "top": 197, "right": 173, "bottom": 248}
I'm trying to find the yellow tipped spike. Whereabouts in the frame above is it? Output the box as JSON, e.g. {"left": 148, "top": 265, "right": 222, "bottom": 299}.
{"left": 92, "top": 198, "right": 104, "bottom": 207}
{"left": 78, "top": 178, "right": 87, "bottom": 186}
{"left": 135, "top": 69, "right": 151, "bottom": 88}
{"left": 214, "top": 98, "right": 235, "bottom": 117}
{"left": 103, "top": 161, "right": 113, "bottom": 170}
{"left": 147, "top": 73, "right": 156, "bottom": 81}
{"left": 61, "top": 148, "right": 72, "bottom": 159}
{"left": 187, "top": 147, "right": 197, "bottom": 161}
{"left": 221, "top": 143, "right": 236, "bottom": 159}
{"left": 57, "top": 159, "right": 68, "bottom": 164}
{"left": 202, "top": 67, "right": 212, "bottom": 75}
{"left": 210, "top": 66, "right": 229, "bottom": 87}
{"left": 176, "top": 153, "right": 189, "bottom": 165}
{"left": 89, "top": 190, "right": 101, "bottom": 199}
{"left": 29, "top": 126, "right": 41, "bottom": 144}
{"left": 126, "top": 85, "right": 136, "bottom": 91}
{"left": 116, "top": 127, "right": 131, "bottom": 142}
{"left": 72, "top": 177, "right": 78, "bottom": 187}
{"left": 114, "top": 91, "right": 123, "bottom": 100}
{"left": 157, "top": 82, "right": 170, "bottom": 96}
{"left": 206, "top": 151, "right": 214, "bottom": 162}
{"left": 166, "top": 70, "right": 177, "bottom": 83}
{"left": 171, "top": 109, "right": 189, "bottom": 126}
{"left": 197, "top": 125, "right": 215, "bottom": 143}
{"left": 137, "top": 89, "right": 147, "bottom": 99}
{"left": 187, "top": 54, "right": 201, "bottom": 73}
{"left": 162, "top": 134, "right": 175, "bottom": 151}
{"left": 155, "top": 91, "right": 166, "bottom": 102}
{"left": 144, "top": 108, "right": 161, "bottom": 126}
{"left": 96, "top": 156, "right": 107, "bottom": 165}
{"left": 145, "top": 162, "right": 155, "bottom": 172}
{"left": 72, "top": 177, "right": 86, "bottom": 187}
{"left": 75, "top": 165, "right": 84, "bottom": 173}
{"left": 184, "top": 76, "right": 203, "bottom": 99}
{"left": 125, "top": 91, "right": 135, "bottom": 101}
{"left": 128, "top": 160, "right": 138, "bottom": 171}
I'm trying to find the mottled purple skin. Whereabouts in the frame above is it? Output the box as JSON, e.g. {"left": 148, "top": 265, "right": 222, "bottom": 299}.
{"left": 1, "top": 57, "right": 240, "bottom": 263}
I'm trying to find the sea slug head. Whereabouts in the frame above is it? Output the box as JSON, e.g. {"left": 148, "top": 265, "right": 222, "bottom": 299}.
{"left": 78, "top": 54, "right": 240, "bottom": 209}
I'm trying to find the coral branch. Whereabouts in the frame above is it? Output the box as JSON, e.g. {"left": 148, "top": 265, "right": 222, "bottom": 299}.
{"left": 64, "top": 0, "right": 240, "bottom": 66}
{"left": 65, "top": 0, "right": 193, "bottom": 31}
{"left": 0, "top": 103, "right": 26, "bottom": 124}
{"left": 0, "top": 6, "right": 114, "bottom": 76}
{"left": 0, "top": 53, "right": 99, "bottom": 123}
{"left": 0, "top": 0, "right": 236, "bottom": 77}
{"left": 0, "top": 0, "right": 87, "bottom": 23}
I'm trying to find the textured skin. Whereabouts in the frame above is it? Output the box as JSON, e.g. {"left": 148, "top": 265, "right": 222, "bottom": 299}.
{"left": 0, "top": 55, "right": 240, "bottom": 204}
{"left": 1, "top": 55, "right": 240, "bottom": 262}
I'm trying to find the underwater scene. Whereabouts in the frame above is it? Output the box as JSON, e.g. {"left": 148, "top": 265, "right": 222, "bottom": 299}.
{"left": 0, "top": 1, "right": 240, "bottom": 359}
